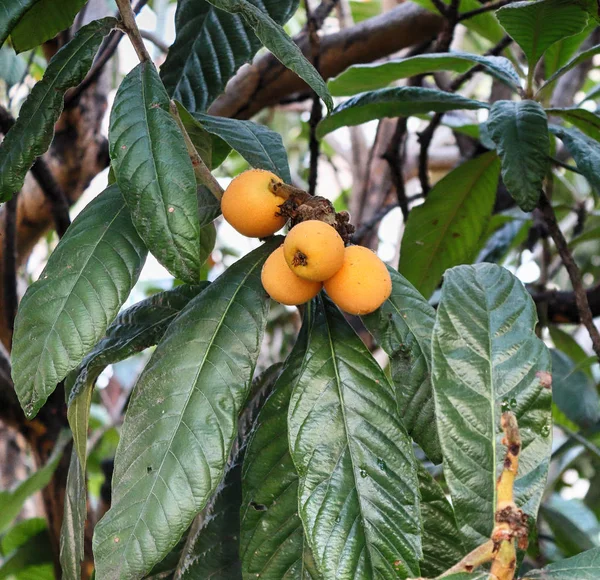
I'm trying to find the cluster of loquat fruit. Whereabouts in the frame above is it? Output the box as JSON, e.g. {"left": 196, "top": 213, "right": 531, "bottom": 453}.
{"left": 221, "top": 169, "right": 391, "bottom": 315}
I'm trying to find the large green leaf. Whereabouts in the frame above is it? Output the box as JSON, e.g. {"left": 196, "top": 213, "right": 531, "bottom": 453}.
{"left": 417, "top": 465, "right": 464, "bottom": 577}
{"left": 399, "top": 151, "right": 501, "bottom": 298}
{"left": 11, "top": 185, "right": 146, "bottom": 419}
{"left": 317, "top": 87, "right": 487, "bottom": 138}
{"left": 0, "top": 527, "right": 53, "bottom": 579}
{"left": 550, "top": 350, "right": 600, "bottom": 429}
{"left": 0, "top": 0, "right": 40, "bottom": 47}
{"left": 486, "top": 100, "right": 549, "bottom": 212}
{"left": 362, "top": 267, "right": 441, "bottom": 463}
{"left": 496, "top": 0, "right": 589, "bottom": 70}
{"left": 93, "top": 238, "right": 279, "bottom": 579}
{"left": 523, "top": 547, "right": 600, "bottom": 579}
{"left": 109, "top": 61, "right": 204, "bottom": 284}
{"left": 288, "top": 296, "right": 421, "bottom": 579}
{"left": 328, "top": 52, "right": 521, "bottom": 96}
{"left": 543, "top": 25, "right": 593, "bottom": 81}
{"left": 241, "top": 309, "right": 316, "bottom": 579}
{"left": 10, "top": 0, "right": 88, "bottom": 53}
{"left": 68, "top": 284, "right": 209, "bottom": 404}
{"left": 548, "top": 326, "right": 591, "bottom": 376}
{"left": 0, "top": 47, "right": 26, "bottom": 87}
{"left": 161, "top": 0, "right": 299, "bottom": 112}
{"left": 0, "top": 431, "right": 70, "bottom": 534}
{"left": 0, "top": 17, "right": 115, "bottom": 202}
{"left": 192, "top": 112, "right": 292, "bottom": 183}
{"left": 550, "top": 125, "right": 600, "bottom": 194}
{"left": 547, "top": 108, "right": 600, "bottom": 143}
{"left": 431, "top": 264, "right": 552, "bottom": 551}
{"left": 205, "top": 0, "right": 332, "bottom": 112}
{"left": 540, "top": 42, "right": 600, "bottom": 94}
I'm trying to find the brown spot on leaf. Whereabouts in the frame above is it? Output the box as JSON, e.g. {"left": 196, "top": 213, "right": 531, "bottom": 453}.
{"left": 536, "top": 371, "right": 552, "bottom": 389}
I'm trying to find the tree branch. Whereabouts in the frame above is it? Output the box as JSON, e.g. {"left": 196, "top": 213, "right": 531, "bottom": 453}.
{"left": 538, "top": 192, "right": 600, "bottom": 362}
{"left": 115, "top": 0, "right": 151, "bottom": 62}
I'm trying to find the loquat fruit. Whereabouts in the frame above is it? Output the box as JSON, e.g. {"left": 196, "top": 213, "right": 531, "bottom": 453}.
{"left": 283, "top": 220, "right": 345, "bottom": 281}
{"left": 221, "top": 169, "right": 287, "bottom": 238}
{"left": 324, "top": 245, "right": 391, "bottom": 315}
{"left": 262, "top": 246, "right": 322, "bottom": 306}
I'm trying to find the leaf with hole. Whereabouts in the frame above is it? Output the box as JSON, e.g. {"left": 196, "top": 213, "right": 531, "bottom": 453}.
{"left": 110, "top": 61, "right": 205, "bottom": 284}
{"left": 161, "top": 0, "right": 299, "bottom": 112}
{"left": 486, "top": 100, "right": 549, "bottom": 212}
{"left": 11, "top": 185, "right": 146, "bottom": 418}
{"left": 93, "top": 238, "right": 279, "bottom": 579}
{"left": 432, "top": 264, "right": 552, "bottom": 551}
{"left": 328, "top": 52, "right": 521, "bottom": 96}
{"left": 399, "top": 151, "right": 501, "bottom": 299}
{"left": 0, "top": 17, "right": 116, "bottom": 202}
{"left": 288, "top": 296, "right": 421, "bottom": 579}
{"left": 317, "top": 87, "right": 487, "bottom": 138}
{"left": 362, "top": 267, "right": 442, "bottom": 463}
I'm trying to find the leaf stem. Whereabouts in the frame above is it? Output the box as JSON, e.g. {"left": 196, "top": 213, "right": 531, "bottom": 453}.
{"left": 538, "top": 191, "right": 600, "bottom": 362}
{"left": 115, "top": 0, "right": 151, "bottom": 63}
{"left": 169, "top": 101, "right": 224, "bottom": 201}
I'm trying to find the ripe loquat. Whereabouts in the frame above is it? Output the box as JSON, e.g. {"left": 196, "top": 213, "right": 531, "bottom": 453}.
{"left": 221, "top": 169, "right": 287, "bottom": 238}
{"left": 283, "top": 220, "right": 345, "bottom": 281}
{"left": 324, "top": 245, "right": 391, "bottom": 315}
{"left": 261, "top": 246, "right": 322, "bottom": 306}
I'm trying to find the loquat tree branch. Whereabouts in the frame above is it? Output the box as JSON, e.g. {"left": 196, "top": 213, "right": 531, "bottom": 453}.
{"left": 115, "top": 0, "right": 151, "bottom": 62}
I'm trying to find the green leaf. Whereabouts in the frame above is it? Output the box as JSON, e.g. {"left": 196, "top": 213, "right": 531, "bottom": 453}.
{"left": 93, "top": 238, "right": 280, "bottom": 579}
{"left": 161, "top": 0, "right": 299, "bottom": 112}
{"left": 431, "top": 264, "right": 552, "bottom": 551}
{"left": 399, "top": 151, "right": 501, "bottom": 298}
{"left": 438, "top": 574, "right": 491, "bottom": 580}
{"left": 551, "top": 350, "right": 600, "bottom": 429}
{"left": 496, "top": 0, "right": 589, "bottom": 70}
{"left": 0, "top": 527, "right": 53, "bottom": 580}
{"left": 192, "top": 112, "right": 292, "bottom": 183}
{"left": 329, "top": 52, "right": 521, "bottom": 96}
{"left": 0, "top": 0, "right": 40, "bottom": 47}
{"left": 0, "top": 431, "right": 71, "bottom": 534}
{"left": 11, "top": 185, "right": 146, "bottom": 418}
{"left": 10, "top": 0, "right": 88, "bottom": 53}
{"left": 411, "top": 0, "right": 504, "bottom": 43}
{"left": 241, "top": 309, "right": 316, "bottom": 579}
{"left": 486, "top": 100, "right": 549, "bottom": 212}
{"left": 543, "top": 25, "right": 593, "bottom": 81}
{"left": 549, "top": 325, "right": 592, "bottom": 376}
{"left": 68, "top": 284, "right": 209, "bottom": 404}
{"left": 523, "top": 546, "right": 600, "bottom": 579}
{"left": 417, "top": 465, "right": 465, "bottom": 577}
{"left": 317, "top": 87, "right": 487, "bottom": 138}
{"left": 551, "top": 125, "right": 600, "bottom": 194}
{"left": 205, "top": 0, "right": 332, "bottom": 112}
{"left": 0, "top": 17, "right": 115, "bottom": 202}
{"left": 540, "top": 42, "right": 600, "bottom": 94}
{"left": 59, "top": 448, "right": 87, "bottom": 580}
{"left": 362, "top": 267, "right": 441, "bottom": 463}
{"left": 109, "top": 61, "right": 204, "bottom": 284}
{"left": 288, "top": 296, "right": 422, "bottom": 579}
{"left": 547, "top": 108, "right": 600, "bottom": 143}
{"left": 1, "top": 518, "right": 47, "bottom": 555}
{"left": 0, "top": 46, "right": 26, "bottom": 88}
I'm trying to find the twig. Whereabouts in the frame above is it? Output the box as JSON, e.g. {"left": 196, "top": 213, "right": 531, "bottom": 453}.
{"left": 3, "top": 197, "right": 18, "bottom": 340}
{"left": 458, "top": 0, "right": 516, "bottom": 21}
{"left": 139, "top": 29, "right": 169, "bottom": 53}
{"left": 430, "top": 0, "right": 450, "bottom": 16}
{"left": 382, "top": 118, "right": 409, "bottom": 219}
{"left": 0, "top": 106, "right": 71, "bottom": 237}
{"left": 116, "top": 0, "right": 151, "bottom": 62}
{"left": 352, "top": 203, "right": 398, "bottom": 244}
{"left": 169, "top": 101, "right": 224, "bottom": 201}
{"left": 538, "top": 191, "right": 600, "bottom": 362}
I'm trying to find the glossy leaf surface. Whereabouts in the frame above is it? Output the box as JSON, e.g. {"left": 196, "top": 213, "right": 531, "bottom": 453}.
{"left": 399, "top": 152, "right": 501, "bottom": 298}
{"left": 288, "top": 297, "right": 421, "bottom": 579}
{"left": 362, "top": 267, "right": 441, "bottom": 463}
{"left": 0, "top": 0, "right": 40, "bottom": 48}
{"left": 431, "top": 264, "right": 552, "bottom": 551}
{"left": 0, "top": 17, "right": 115, "bottom": 202}
{"left": 486, "top": 100, "right": 549, "bottom": 212}
{"left": 328, "top": 52, "right": 520, "bottom": 96}
{"left": 317, "top": 87, "right": 487, "bottom": 138}
{"left": 109, "top": 61, "right": 202, "bottom": 284}
{"left": 161, "top": 0, "right": 299, "bottom": 112}
{"left": 11, "top": 185, "right": 146, "bottom": 418}
{"left": 93, "top": 239, "right": 279, "bottom": 579}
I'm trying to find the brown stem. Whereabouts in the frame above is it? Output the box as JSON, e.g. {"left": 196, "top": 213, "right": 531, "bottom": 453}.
{"left": 382, "top": 118, "right": 409, "bottom": 219}
{"left": 169, "top": 101, "right": 224, "bottom": 201}
{"left": 538, "top": 191, "right": 600, "bottom": 362}
{"left": 3, "top": 197, "right": 18, "bottom": 342}
{"left": 115, "top": 0, "right": 151, "bottom": 62}
{"left": 268, "top": 180, "right": 310, "bottom": 202}
{"left": 458, "top": 0, "right": 517, "bottom": 22}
